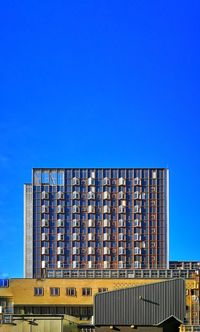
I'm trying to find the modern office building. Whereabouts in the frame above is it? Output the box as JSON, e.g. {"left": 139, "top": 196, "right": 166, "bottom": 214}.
{"left": 24, "top": 168, "right": 169, "bottom": 278}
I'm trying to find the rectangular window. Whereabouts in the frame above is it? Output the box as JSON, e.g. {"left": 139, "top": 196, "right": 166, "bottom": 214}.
{"left": 66, "top": 288, "right": 76, "bottom": 296}
{"left": 50, "top": 287, "right": 60, "bottom": 296}
{"left": 98, "top": 288, "right": 108, "bottom": 293}
{"left": 34, "top": 287, "right": 44, "bottom": 296}
{"left": 82, "top": 288, "right": 92, "bottom": 296}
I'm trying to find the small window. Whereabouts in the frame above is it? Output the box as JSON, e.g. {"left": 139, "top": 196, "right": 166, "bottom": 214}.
{"left": 34, "top": 287, "right": 44, "bottom": 296}
{"left": 98, "top": 288, "right": 108, "bottom": 293}
{"left": 66, "top": 288, "right": 76, "bottom": 296}
{"left": 50, "top": 287, "right": 60, "bottom": 296}
{"left": 82, "top": 288, "right": 92, "bottom": 296}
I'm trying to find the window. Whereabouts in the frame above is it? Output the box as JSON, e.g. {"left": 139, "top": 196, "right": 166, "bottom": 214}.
{"left": 98, "top": 288, "right": 108, "bottom": 293}
{"left": 66, "top": 288, "right": 76, "bottom": 296}
{"left": 34, "top": 287, "right": 44, "bottom": 296}
{"left": 0, "top": 279, "right": 9, "bottom": 287}
{"left": 82, "top": 288, "right": 92, "bottom": 296}
{"left": 50, "top": 287, "right": 60, "bottom": 296}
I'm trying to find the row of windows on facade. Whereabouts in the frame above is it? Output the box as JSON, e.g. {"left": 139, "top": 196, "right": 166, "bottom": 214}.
{"left": 33, "top": 184, "right": 166, "bottom": 194}
{"left": 34, "top": 208, "right": 164, "bottom": 217}
{"left": 37, "top": 234, "right": 164, "bottom": 241}
{"left": 34, "top": 206, "right": 163, "bottom": 213}
{"left": 14, "top": 305, "right": 93, "bottom": 317}
{"left": 33, "top": 184, "right": 164, "bottom": 194}
{"left": 36, "top": 241, "right": 166, "bottom": 249}
{"left": 34, "top": 201, "right": 166, "bottom": 214}
{"left": 33, "top": 169, "right": 166, "bottom": 184}
{"left": 34, "top": 212, "right": 165, "bottom": 220}
{"left": 33, "top": 287, "right": 107, "bottom": 296}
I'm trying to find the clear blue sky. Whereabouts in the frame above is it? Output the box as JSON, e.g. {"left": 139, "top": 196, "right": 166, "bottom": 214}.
{"left": 0, "top": 0, "right": 199, "bottom": 278}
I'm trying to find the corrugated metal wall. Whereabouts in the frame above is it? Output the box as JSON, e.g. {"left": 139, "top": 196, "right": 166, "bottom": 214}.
{"left": 94, "top": 279, "right": 185, "bottom": 326}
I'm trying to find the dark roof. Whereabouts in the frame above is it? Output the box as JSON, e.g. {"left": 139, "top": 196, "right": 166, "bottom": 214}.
{"left": 94, "top": 279, "right": 185, "bottom": 326}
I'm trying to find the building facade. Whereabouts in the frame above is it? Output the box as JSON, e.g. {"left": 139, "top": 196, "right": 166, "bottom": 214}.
{"left": 0, "top": 274, "right": 199, "bottom": 329}
{"left": 24, "top": 168, "right": 169, "bottom": 278}
{"left": 94, "top": 279, "right": 185, "bottom": 332}
{"left": 169, "top": 261, "right": 200, "bottom": 271}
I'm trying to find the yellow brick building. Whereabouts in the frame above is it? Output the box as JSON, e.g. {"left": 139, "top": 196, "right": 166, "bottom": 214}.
{"left": 0, "top": 276, "right": 199, "bottom": 330}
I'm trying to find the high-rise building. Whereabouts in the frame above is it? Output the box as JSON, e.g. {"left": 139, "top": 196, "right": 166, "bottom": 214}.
{"left": 24, "top": 168, "right": 169, "bottom": 278}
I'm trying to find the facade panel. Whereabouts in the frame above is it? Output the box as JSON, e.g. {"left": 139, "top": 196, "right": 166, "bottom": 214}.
{"left": 24, "top": 168, "right": 169, "bottom": 278}
{"left": 24, "top": 184, "right": 33, "bottom": 278}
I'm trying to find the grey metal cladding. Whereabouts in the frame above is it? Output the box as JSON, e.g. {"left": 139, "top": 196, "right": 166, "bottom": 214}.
{"left": 94, "top": 279, "right": 185, "bottom": 326}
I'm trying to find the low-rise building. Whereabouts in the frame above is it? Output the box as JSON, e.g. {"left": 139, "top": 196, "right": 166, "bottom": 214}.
{"left": 94, "top": 279, "right": 185, "bottom": 332}
{"left": 0, "top": 272, "right": 200, "bottom": 330}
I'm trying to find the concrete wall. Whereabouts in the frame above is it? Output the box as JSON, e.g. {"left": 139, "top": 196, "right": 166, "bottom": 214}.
{"left": 0, "top": 317, "right": 63, "bottom": 332}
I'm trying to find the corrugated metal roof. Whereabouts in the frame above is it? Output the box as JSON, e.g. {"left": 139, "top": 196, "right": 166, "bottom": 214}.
{"left": 94, "top": 279, "right": 185, "bottom": 326}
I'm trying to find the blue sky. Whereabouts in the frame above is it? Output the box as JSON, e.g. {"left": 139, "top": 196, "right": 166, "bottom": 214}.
{"left": 0, "top": 0, "right": 199, "bottom": 278}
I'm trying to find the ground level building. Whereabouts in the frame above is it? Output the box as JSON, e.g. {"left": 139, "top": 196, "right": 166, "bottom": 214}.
{"left": 0, "top": 272, "right": 200, "bottom": 330}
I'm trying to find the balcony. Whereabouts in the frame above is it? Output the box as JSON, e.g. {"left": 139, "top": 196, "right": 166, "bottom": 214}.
{"left": 103, "top": 177, "right": 110, "bottom": 186}
{"left": 118, "top": 219, "right": 125, "bottom": 227}
{"left": 57, "top": 205, "right": 65, "bottom": 214}
{"left": 41, "top": 260, "right": 46, "bottom": 268}
{"left": 72, "top": 177, "right": 80, "bottom": 185}
{"left": 103, "top": 206, "right": 110, "bottom": 213}
{"left": 103, "top": 233, "right": 110, "bottom": 241}
{"left": 119, "top": 205, "right": 126, "bottom": 214}
{"left": 72, "top": 219, "right": 80, "bottom": 227}
{"left": 72, "top": 191, "right": 80, "bottom": 200}
{"left": 57, "top": 219, "right": 65, "bottom": 227}
{"left": 42, "top": 205, "right": 49, "bottom": 214}
{"left": 42, "top": 233, "right": 49, "bottom": 241}
{"left": 119, "top": 233, "right": 125, "bottom": 241}
{"left": 73, "top": 247, "right": 80, "bottom": 255}
{"left": 88, "top": 177, "right": 95, "bottom": 186}
{"left": 41, "top": 219, "right": 49, "bottom": 227}
{"left": 119, "top": 247, "right": 125, "bottom": 255}
{"left": 103, "top": 219, "right": 110, "bottom": 227}
{"left": 57, "top": 233, "right": 64, "bottom": 241}
{"left": 88, "top": 206, "right": 95, "bottom": 213}
{"left": 88, "top": 261, "right": 95, "bottom": 268}
{"left": 57, "top": 247, "right": 64, "bottom": 255}
{"left": 134, "top": 261, "right": 141, "bottom": 268}
{"left": 88, "top": 219, "right": 95, "bottom": 227}
{"left": 72, "top": 205, "right": 80, "bottom": 213}
{"left": 119, "top": 177, "right": 126, "bottom": 186}
{"left": 103, "top": 247, "right": 110, "bottom": 255}
{"left": 134, "top": 177, "right": 142, "bottom": 186}
{"left": 103, "top": 191, "right": 110, "bottom": 200}
{"left": 42, "top": 191, "right": 49, "bottom": 200}
{"left": 134, "top": 219, "right": 141, "bottom": 227}
{"left": 88, "top": 191, "right": 95, "bottom": 200}
{"left": 134, "top": 191, "right": 140, "bottom": 200}
{"left": 134, "top": 233, "right": 141, "bottom": 241}
{"left": 88, "top": 233, "right": 95, "bottom": 241}
{"left": 88, "top": 247, "right": 95, "bottom": 255}
{"left": 72, "top": 261, "right": 79, "bottom": 269}
{"left": 57, "top": 191, "right": 65, "bottom": 200}
{"left": 42, "top": 247, "right": 49, "bottom": 255}
{"left": 57, "top": 261, "right": 64, "bottom": 268}
{"left": 134, "top": 205, "right": 141, "bottom": 213}
{"left": 134, "top": 247, "right": 141, "bottom": 255}
{"left": 118, "top": 191, "right": 126, "bottom": 200}
{"left": 72, "top": 233, "right": 80, "bottom": 241}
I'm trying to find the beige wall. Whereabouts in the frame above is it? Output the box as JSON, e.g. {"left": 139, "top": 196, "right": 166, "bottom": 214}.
{"left": 0, "top": 317, "right": 63, "bottom": 332}
{"left": 0, "top": 278, "right": 169, "bottom": 306}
